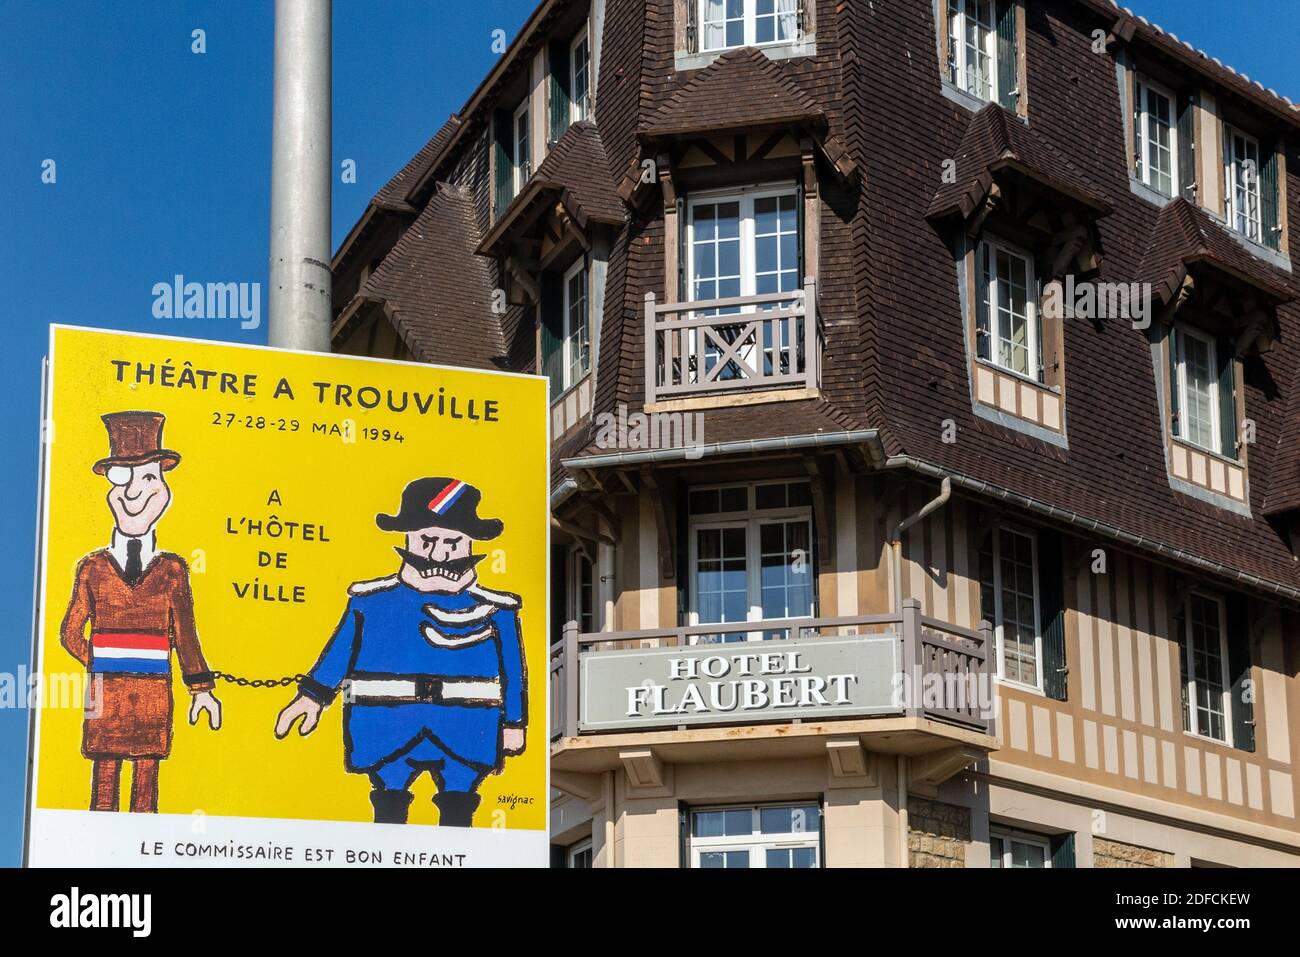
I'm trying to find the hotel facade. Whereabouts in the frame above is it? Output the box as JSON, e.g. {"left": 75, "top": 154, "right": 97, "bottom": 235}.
{"left": 332, "top": 0, "right": 1300, "bottom": 867}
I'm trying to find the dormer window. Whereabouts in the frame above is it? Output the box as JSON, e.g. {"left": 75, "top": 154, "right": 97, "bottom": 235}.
{"left": 564, "top": 259, "right": 591, "bottom": 387}
{"left": 1135, "top": 75, "right": 1178, "bottom": 198}
{"left": 1170, "top": 323, "right": 1235, "bottom": 460}
{"left": 570, "top": 28, "right": 591, "bottom": 122}
{"left": 513, "top": 100, "right": 532, "bottom": 194}
{"left": 1225, "top": 126, "right": 1263, "bottom": 244}
{"left": 698, "top": 0, "right": 801, "bottom": 53}
{"left": 977, "top": 238, "right": 1040, "bottom": 382}
{"left": 947, "top": 0, "right": 997, "bottom": 103}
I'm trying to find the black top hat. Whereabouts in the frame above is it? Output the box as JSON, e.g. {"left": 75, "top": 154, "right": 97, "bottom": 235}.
{"left": 376, "top": 477, "right": 504, "bottom": 540}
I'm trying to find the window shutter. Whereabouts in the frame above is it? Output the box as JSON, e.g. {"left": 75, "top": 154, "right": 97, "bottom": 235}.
{"left": 686, "top": 0, "right": 698, "bottom": 54}
{"left": 1225, "top": 594, "right": 1255, "bottom": 753}
{"left": 995, "top": 0, "right": 1018, "bottom": 111}
{"left": 550, "top": 543, "right": 568, "bottom": 641}
{"left": 1217, "top": 338, "right": 1237, "bottom": 459}
{"left": 676, "top": 481, "right": 689, "bottom": 625}
{"left": 549, "top": 40, "right": 572, "bottom": 145}
{"left": 1034, "top": 272, "right": 1045, "bottom": 384}
{"left": 1168, "top": 328, "right": 1181, "bottom": 439}
{"left": 1038, "top": 529, "right": 1067, "bottom": 702}
{"left": 1050, "top": 833, "right": 1076, "bottom": 868}
{"left": 1177, "top": 92, "right": 1197, "bottom": 201}
{"left": 678, "top": 801, "right": 691, "bottom": 868}
{"left": 795, "top": 179, "right": 807, "bottom": 282}
{"left": 677, "top": 195, "right": 687, "bottom": 301}
{"left": 493, "top": 109, "right": 513, "bottom": 220}
{"left": 540, "top": 272, "right": 565, "bottom": 399}
{"left": 818, "top": 796, "right": 827, "bottom": 869}
{"left": 1261, "top": 144, "right": 1281, "bottom": 251}
{"left": 976, "top": 244, "right": 992, "bottom": 361}
{"left": 1177, "top": 600, "right": 1191, "bottom": 733}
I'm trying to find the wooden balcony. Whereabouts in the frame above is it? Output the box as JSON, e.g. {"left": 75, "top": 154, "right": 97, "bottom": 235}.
{"left": 549, "top": 600, "right": 996, "bottom": 769}
{"left": 643, "top": 278, "right": 822, "bottom": 405}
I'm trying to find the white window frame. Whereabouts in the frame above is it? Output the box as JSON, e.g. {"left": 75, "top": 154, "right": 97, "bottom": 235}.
{"left": 698, "top": 0, "right": 803, "bottom": 54}
{"left": 513, "top": 99, "right": 532, "bottom": 195}
{"left": 1135, "top": 74, "right": 1179, "bottom": 198}
{"left": 981, "top": 524, "right": 1044, "bottom": 693}
{"left": 1181, "top": 591, "right": 1233, "bottom": 746}
{"left": 687, "top": 480, "right": 814, "bottom": 643}
{"left": 685, "top": 182, "right": 800, "bottom": 303}
{"left": 561, "top": 258, "right": 591, "bottom": 390}
{"left": 570, "top": 28, "right": 592, "bottom": 123}
{"left": 947, "top": 0, "right": 999, "bottom": 103}
{"left": 567, "top": 837, "right": 593, "bottom": 868}
{"left": 990, "top": 827, "right": 1053, "bottom": 868}
{"left": 1225, "top": 125, "right": 1263, "bottom": 243}
{"left": 689, "top": 803, "right": 820, "bottom": 869}
{"left": 1171, "top": 323, "right": 1221, "bottom": 455}
{"left": 978, "top": 237, "right": 1041, "bottom": 382}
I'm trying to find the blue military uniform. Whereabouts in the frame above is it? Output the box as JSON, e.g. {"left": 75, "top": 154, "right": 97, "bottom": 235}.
{"left": 298, "top": 573, "right": 525, "bottom": 817}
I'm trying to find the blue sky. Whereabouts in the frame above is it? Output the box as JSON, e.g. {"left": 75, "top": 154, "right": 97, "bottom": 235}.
{"left": 0, "top": 0, "right": 1295, "bottom": 865}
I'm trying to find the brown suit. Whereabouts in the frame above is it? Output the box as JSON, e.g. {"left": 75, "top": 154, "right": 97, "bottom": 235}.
{"left": 60, "top": 549, "right": 213, "bottom": 810}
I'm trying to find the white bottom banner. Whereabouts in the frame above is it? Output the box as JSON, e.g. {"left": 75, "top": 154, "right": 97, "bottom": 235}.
{"left": 27, "top": 808, "right": 549, "bottom": 868}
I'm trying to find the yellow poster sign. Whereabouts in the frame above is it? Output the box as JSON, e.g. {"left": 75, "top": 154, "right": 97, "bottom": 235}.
{"left": 26, "top": 326, "right": 549, "bottom": 867}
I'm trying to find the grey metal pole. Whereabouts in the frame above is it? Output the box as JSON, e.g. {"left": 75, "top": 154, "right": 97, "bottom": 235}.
{"left": 268, "top": 0, "right": 332, "bottom": 352}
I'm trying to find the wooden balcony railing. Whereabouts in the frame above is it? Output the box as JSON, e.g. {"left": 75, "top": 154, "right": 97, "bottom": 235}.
{"left": 549, "top": 599, "right": 994, "bottom": 742}
{"left": 643, "top": 278, "right": 821, "bottom": 404}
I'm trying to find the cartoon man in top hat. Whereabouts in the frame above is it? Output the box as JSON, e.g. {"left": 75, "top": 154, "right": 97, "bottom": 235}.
{"left": 275, "top": 477, "right": 526, "bottom": 827}
{"left": 59, "top": 411, "right": 222, "bottom": 813}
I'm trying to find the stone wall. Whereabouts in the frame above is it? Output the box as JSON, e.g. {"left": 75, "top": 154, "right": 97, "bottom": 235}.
{"left": 1093, "top": 838, "right": 1173, "bottom": 868}
{"left": 908, "top": 797, "right": 970, "bottom": 868}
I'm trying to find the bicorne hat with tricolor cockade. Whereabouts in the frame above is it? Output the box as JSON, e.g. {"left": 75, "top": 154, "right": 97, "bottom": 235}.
{"left": 376, "top": 477, "right": 503, "bottom": 540}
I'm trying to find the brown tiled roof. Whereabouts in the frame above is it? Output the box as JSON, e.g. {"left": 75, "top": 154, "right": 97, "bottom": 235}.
{"left": 1263, "top": 371, "right": 1300, "bottom": 517}
{"left": 536, "top": 121, "right": 625, "bottom": 225}
{"left": 850, "top": 0, "right": 1300, "bottom": 597}
{"left": 927, "top": 104, "right": 1109, "bottom": 221}
{"left": 640, "top": 46, "right": 826, "bottom": 139}
{"left": 359, "top": 185, "right": 505, "bottom": 369}
{"left": 562, "top": 398, "right": 867, "bottom": 467}
{"left": 372, "top": 115, "right": 461, "bottom": 212}
{"left": 1139, "top": 198, "right": 1294, "bottom": 307}
{"left": 481, "top": 121, "right": 625, "bottom": 256}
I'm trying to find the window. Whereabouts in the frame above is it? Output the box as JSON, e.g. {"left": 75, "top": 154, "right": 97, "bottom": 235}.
{"left": 513, "top": 99, "right": 532, "bottom": 194}
{"left": 687, "top": 184, "right": 801, "bottom": 380}
{"left": 979, "top": 526, "right": 1042, "bottom": 690}
{"left": 570, "top": 29, "right": 591, "bottom": 122}
{"left": 1225, "top": 126, "right": 1262, "bottom": 243}
{"left": 977, "top": 239, "right": 1041, "bottom": 381}
{"left": 699, "top": 0, "right": 801, "bottom": 53}
{"left": 947, "top": 0, "right": 997, "bottom": 103}
{"left": 1171, "top": 324, "right": 1220, "bottom": 454}
{"left": 568, "top": 838, "right": 593, "bottom": 868}
{"left": 990, "top": 828, "right": 1051, "bottom": 868}
{"left": 688, "top": 481, "right": 814, "bottom": 643}
{"left": 568, "top": 546, "right": 596, "bottom": 634}
{"left": 1136, "top": 76, "right": 1178, "bottom": 197}
{"left": 1180, "top": 593, "right": 1231, "bottom": 744}
{"left": 563, "top": 260, "right": 591, "bottom": 387}
{"left": 690, "top": 803, "right": 820, "bottom": 868}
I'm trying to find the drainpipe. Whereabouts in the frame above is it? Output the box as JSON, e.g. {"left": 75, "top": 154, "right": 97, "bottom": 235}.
{"left": 602, "top": 770, "right": 616, "bottom": 868}
{"left": 886, "top": 477, "right": 950, "bottom": 870}
{"left": 887, "top": 477, "right": 952, "bottom": 613}
{"left": 897, "top": 755, "right": 909, "bottom": 869}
